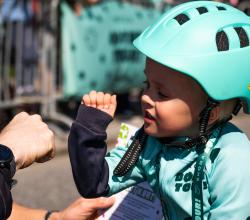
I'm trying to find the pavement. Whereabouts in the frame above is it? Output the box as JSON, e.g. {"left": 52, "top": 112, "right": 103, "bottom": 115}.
{"left": 12, "top": 113, "right": 250, "bottom": 211}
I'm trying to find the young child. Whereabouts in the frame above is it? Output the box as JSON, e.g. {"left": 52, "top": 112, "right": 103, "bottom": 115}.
{"left": 68, "top": 1, "right": 250, "bottom": 219}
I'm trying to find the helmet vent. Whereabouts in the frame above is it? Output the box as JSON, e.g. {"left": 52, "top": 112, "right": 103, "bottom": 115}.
{"left": 216, "top": 31, "right": 229, "bottom": 51}
{"left": 174, "top": 14, "right": 190, "bottom": 25}
{"left": 234, "top": 27, "right": 249, "bottom": 48}
{"left": 217, "top": 6, "right": 226, "bottom": 11}
{"left": 197, "top": 7, "right": 208, "bottom": 14}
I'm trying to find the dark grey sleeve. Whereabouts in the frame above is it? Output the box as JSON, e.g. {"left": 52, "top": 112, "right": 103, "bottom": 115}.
{"left": 0, "top": 168, "right": 13, "bottom": 219}
{"left": 68, "top": 105, "right": 112, "bottom": 198}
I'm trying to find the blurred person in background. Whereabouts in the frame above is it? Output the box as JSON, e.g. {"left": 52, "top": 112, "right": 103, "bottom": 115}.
{"left": 0, "top": 0, "right": 40, "bottom": 95}
{"left": 65, "top": 0, "right": 100, "bottom": 16}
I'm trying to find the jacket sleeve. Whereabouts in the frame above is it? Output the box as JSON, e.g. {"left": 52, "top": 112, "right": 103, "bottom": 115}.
{"left": 68, "top": 105, "right": 112, "bottom": 198}
{"left": 68, "top": 105, "right": 146, "bottom": 198}
{"left": 208, "top": 134, "right": 250, "bottom": 220}
{"left": 0, "top": 169, "right": 13, "bottom": 219}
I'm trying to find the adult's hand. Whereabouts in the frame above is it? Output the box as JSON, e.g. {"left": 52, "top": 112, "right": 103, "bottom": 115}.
{"left": 0, "top": 112, "right": 55, "bottom": 169}
{"left": 52, "top": 197, "right": 115, "bottom": 220}
{"left": 8, "top": 197, "right": 115, "bottom": 220}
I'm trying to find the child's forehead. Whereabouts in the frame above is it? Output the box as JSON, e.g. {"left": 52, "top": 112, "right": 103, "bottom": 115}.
{"left": 144, "top": 58, "right": 204, "bottom": 92}
{"left": 145, "top": 58, "right": 191, "bottom": 82}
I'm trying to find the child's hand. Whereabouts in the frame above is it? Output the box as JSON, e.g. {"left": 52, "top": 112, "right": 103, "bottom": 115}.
{"left": 82, "top": 91, "right": 117, "bottom": 118}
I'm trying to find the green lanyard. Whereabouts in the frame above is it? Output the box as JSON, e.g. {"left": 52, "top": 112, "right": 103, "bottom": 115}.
{"left": 192, "top": 152, "right": 209, "bottom": 220}
{"left": 156, "top": 147, "right": 211, "bottom": 220}
{"left": 192, "top": 127, "right": 222, "bottom": 220}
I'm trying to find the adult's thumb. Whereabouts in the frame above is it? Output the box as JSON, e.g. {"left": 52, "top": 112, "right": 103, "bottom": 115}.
{"left": 90, "top": 197, "right": 115, "bottom": 209}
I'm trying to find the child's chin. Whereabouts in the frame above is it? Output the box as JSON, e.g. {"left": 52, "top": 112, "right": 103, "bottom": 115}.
{"left": 143, "top": 126, "right": 173, "bottom": 138}
{"left": 143, "top": 126, "right": 160, "bottom": 137}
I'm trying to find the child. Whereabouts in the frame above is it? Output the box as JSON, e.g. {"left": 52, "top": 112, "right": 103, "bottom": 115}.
{"left": 68, "top": 1, "right": 250, "bottom": 219}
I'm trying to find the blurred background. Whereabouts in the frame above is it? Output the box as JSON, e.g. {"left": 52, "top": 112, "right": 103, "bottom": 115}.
{"left": 0, "top": 0, "right": 249, "bottom": 212}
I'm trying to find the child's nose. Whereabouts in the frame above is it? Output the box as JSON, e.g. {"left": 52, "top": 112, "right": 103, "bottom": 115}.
{"left": 141, "top": 93, "right": 155, "bottom": 107}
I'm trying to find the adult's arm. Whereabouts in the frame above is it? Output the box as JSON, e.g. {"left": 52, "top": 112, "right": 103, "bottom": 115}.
{"left": 7, "top": 202, "right": 47, "bottom": 220}
{"left": 8, "top": 197, "right": 115, "bottom": 220}
{"left": 0, "top": 169, "right": 12, "bottom": 219}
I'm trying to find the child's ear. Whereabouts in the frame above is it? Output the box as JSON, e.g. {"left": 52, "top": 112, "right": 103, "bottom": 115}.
{"left": 208, "top": 106, "right": 220, "bottom": 124}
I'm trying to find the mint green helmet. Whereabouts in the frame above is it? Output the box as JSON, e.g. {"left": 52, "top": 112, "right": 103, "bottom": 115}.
{"left": 134, "top": 1, "right": 250, "bottom": 114}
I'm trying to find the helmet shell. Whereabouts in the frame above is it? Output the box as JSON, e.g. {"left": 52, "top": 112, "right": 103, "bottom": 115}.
{"left": 134, "top": 1, "right": 250, "bottom": 113}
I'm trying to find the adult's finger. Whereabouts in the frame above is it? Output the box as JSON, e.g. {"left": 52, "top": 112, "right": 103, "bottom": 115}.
{"left": 30, "top": 114, "right": 43, "bottom": 122}
{"left": 85, "top": 197, "right": 115, "bottom": 210}
{"left": 12, "top": 111, "right": 29, "bottom": 122}
{"left": 37, "top": 129, "right": 55, "bottom": 163}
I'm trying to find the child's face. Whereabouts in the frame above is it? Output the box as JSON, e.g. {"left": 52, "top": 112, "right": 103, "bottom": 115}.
{"left": 141, "top": 58, "right": 208, "bottom": 138}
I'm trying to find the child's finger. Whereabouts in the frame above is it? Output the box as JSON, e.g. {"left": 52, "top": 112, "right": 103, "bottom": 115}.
{"left": 104, "top": 93, "right": 111, "bottom": 109}
{"left": 89, "top": 90, "right": 97, "bottom": 107}
{"left": 97, "top": 92, "right": 104, "bottom": 108}
{"left": 82, "top": 94, "right": 91, "bottom": 106}
{"left": 111, "top": 95, "right": 117, "bottom": 107}
{"left": 110, "top": 95, "right": 117, "bottom": 115}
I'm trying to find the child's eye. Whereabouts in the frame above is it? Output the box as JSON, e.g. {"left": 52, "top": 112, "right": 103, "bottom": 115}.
{"left": 158, "top": 91, "right": 168, "bottom": 98}
{"left": 143, "top": 80, "right": 150, "bottom": 89}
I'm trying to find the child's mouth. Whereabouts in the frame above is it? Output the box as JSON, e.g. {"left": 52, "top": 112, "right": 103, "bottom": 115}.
{"left": 144, "top": 111, "right": 155, "bottom": 123}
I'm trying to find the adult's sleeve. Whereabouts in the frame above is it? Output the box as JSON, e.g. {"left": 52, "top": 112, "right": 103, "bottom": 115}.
{"left": 208, "top": 135, "right": 250, "bottom": 220}
{"left": 0, "top": 169, "right": 13, "bottom": 219}
{"left": 68, "top": 105, "right": 112, "bottom": 198}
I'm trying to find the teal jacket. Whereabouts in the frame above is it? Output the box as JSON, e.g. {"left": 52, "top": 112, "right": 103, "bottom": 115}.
{"left": 106, "top": 123, "right": 250, "bottom": 220}
{"left": 68, "top": 105, "right": 250, "bottom": 220}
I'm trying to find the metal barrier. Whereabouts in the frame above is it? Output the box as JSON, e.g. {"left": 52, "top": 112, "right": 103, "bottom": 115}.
{"left": 0, "top": 0, "right": 244, "bottom": 131}
{"left": 0, "top": 0, "right": 72, "bottom": 132}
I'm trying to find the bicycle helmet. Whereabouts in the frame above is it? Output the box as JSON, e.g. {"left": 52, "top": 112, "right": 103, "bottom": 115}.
{"left": 134, "top": 1, "right": 250, "bottom": 113}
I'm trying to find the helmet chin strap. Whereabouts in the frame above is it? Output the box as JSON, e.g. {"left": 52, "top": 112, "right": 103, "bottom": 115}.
{"left": 160, "top": 98, "right": 221, "bottom": 150}
{"left": 161, "top": 98, "right": 241, "bottom": 150}
{"left": 114, "top": 98, "right": 234, "bottom": 176}
{"left": 199, "top": 98, "right": 219, "bottom": 136}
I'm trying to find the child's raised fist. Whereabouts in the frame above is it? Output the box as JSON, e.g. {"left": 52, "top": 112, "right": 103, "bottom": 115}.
{"left": 82, "top": 90, "right": 117, "bottom": 118}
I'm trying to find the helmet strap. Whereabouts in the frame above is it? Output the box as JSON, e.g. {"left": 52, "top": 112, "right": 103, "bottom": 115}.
{"left": 197, "top": 98, "right": 219, "bottom": 146}
{"left": 160, "top": 98, "right": 220, "bottom": 150}
{"left": 232, "top": 99, "right": 242, "bottom": 115}
{"left": 114, "top": 126, "right": 148, "bottom": 176}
